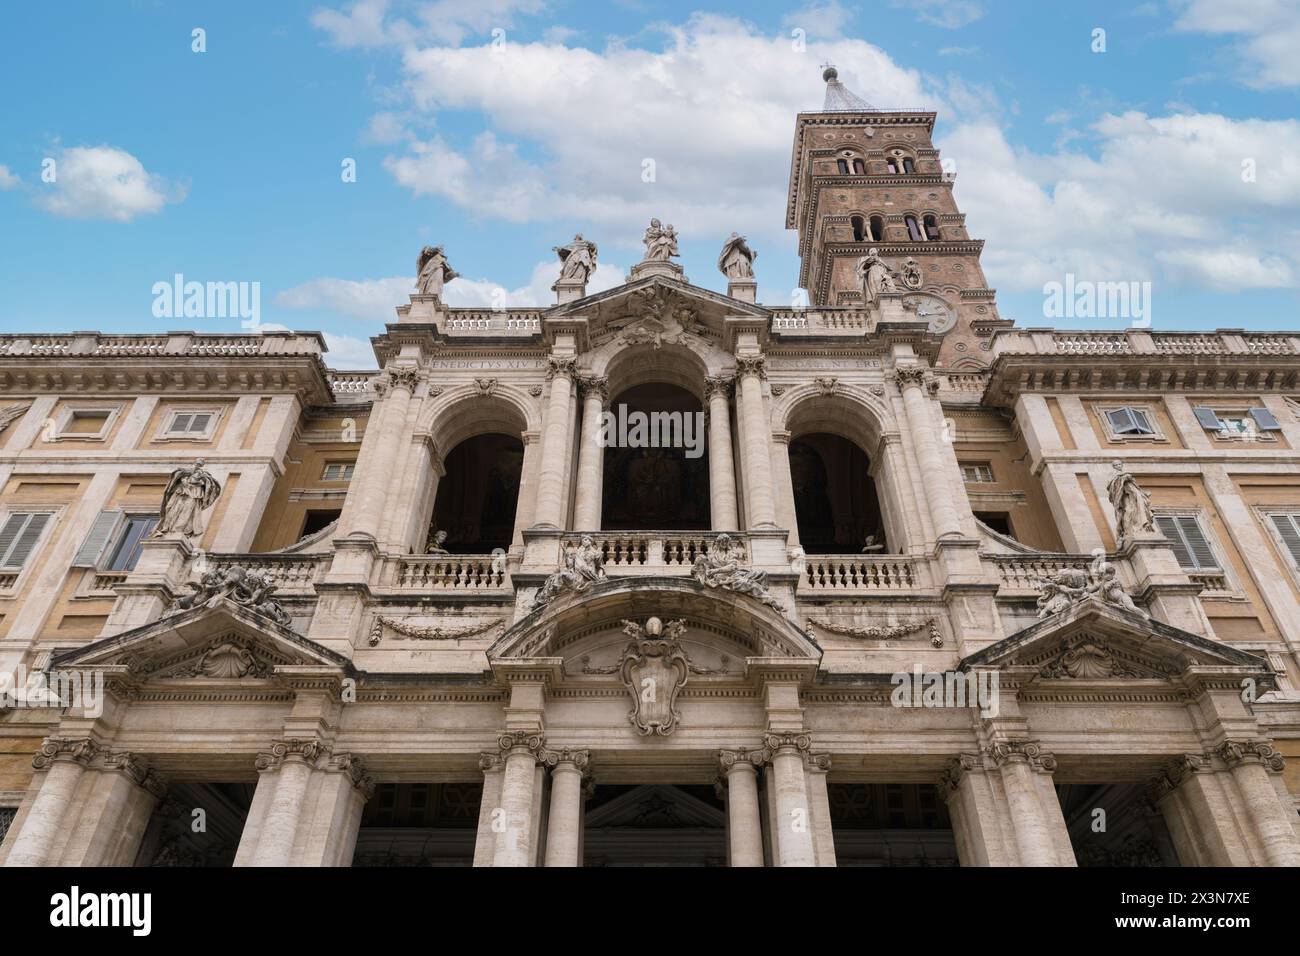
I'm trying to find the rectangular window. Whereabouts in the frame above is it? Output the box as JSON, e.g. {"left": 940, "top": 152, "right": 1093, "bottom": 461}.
{"left": 160, "top": 408, "right": 219, "bottom": 440}
{"left": 1193, "top": 405, "right": 1282, "bottom": 440}
{"left": 974, "top": 512, "right": 1014, "bottom": 538}
{"left": 321, "top": 462, "right": 356, "bottom": 482}
{"left": 1105, "top": 406, "right": 1155, "bottom": 436}
{"left": 104, "top": 515, "right": 159, "bottom": 572}
{"left": 1269, "top": 514, "right": 1300, "bottom": 568}
{"left": 961, "top": 463, "right": 994, "bottom": 483}
{"left": 1154, "top": 514, "right": 1219, "bottom": 570}
{"left": 64, "top": 411, "right": 110, "bottom": 434}
{"left": 0, "top": 512, "right": 53, "bottom": 570}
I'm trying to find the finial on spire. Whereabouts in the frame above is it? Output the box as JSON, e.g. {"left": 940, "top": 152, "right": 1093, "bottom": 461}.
{"left": 821, "top": 62, "right": 838, "bottom": 82}
{"left": 820, "top": 64, "right": 876, "bottom": 112}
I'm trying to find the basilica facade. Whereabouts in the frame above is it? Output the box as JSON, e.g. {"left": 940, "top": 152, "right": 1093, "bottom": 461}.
{"left": 1, "top": 69, "right": 1299, "bottom": 868}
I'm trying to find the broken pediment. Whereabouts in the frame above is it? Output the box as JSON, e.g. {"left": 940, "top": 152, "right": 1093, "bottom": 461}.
{"left": 960, "top": 597, "right": 1274, "bottom": 685}
{"left": 53, "top": 598, "right": 353, "bottom": 682}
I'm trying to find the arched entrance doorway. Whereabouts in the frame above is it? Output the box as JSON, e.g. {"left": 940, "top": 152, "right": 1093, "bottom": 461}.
{"left": 600, "top": 383, "right": 709, "bottom": 531}
{"left": 789, "top": 433, "right": 884, "bottom": 553}
{"left": 429, "top": 433, "right": 523, "bottom": 552}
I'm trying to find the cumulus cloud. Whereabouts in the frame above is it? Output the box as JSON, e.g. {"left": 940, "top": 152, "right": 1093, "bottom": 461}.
{"left": 1173, "top": 0, "right": 1300, "bottom": 89}
{"left": 782, "top": 1, "right": 854, "bottom": 39}
{"left": 0, "top": 165, "right": 20, "bottom": 190}
{"left": 323, "top": 332, "right": 380, "bottom": 368}
{"left": 34, "top": 146, "right": 182, "bottom": 222}
{"left": 891, "top": 0, "right": 984, "bottom": 29}
{"left": 313, "top": 0, "right": 548, "bottom": 49}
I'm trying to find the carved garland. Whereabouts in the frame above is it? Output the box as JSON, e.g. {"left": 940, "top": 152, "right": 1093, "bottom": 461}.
{"left": 806, "top": 616, "right": 942, "bottom": 647}
{"left": 368, "top": 616, "right": 504, "bottom": 646}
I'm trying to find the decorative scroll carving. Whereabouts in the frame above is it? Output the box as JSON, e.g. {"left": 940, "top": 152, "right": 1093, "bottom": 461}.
{"left": 32, "top": 736, "right": 99, "bottom": 769}
{"left": 546, "top": 356, "right": 578, "bottom": 380}
{"left": 497, "top": 730, "right": 548, "bottom": 760}
{"left": 938, "top": 753, "right": 983, "bottom": 792}
{"left": 692, "top": 534, "right": 782, "bottom": 611}
{"left": 985, "top": 741, "right": 1056, "bottom": 773}
{"left": 255, "top": 737, "right": 328, "bottom": 771}
{"left": 98, "top": 751, "right": 168, "bottom": 798}
{"left": 1146, "top": 752, "right": 1214, "bottom": 802}
{"left": 578, "top": 375, "right": 609, "bottom": 403}
{"left": 763, "top": 732, "right": 812, "bottom": 755}
{"left": 814, "top": 377, "right": 838, "bottom": 395}
{"left": 151, "top": 459, "right": 221, "bottom": 540}
{"left": 703, "top": 374, "right": 734, "bottom": 400}
{"left": 376, "top": 366, "right": 420, "bottom": 397}
{"left": 1216, "top": 739, "right": 1285, "bottom": 772}
{"left": 1039, "top": 635, "right": 1147, "bottom": 679}
{"left": 617, "top": 618, "right": 690, "bottom": 737}
{"left": 806, "top": 616, "right": 942, "bottom": 647}
{"left": 473, "top": 377, "right": 499, "bottom": 396}
{"left": 735, "top": 355, "right": 767, "bottom": 380}
{"left": 718, "top": 747, "right": 768, "bottom": 773}
{"left": 368, "top": 616, "right": 504, "bottom": 646}
{"left": 893, "top": 366, "right": 928, "bottom": 389}
{"left": 327, "top": 752, "right": 376, "bottom": 798}
{"left": 174, "top": 566, "right": 293, "bottom": 628}
{"left": 540, "top": 746, "right": 591, "bottom": 771}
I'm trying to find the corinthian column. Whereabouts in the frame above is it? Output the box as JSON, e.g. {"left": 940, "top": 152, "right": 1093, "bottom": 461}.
{"left": 341, "top": 365, "right": 419, "bottom": 540}
{"left": 895, "top": 366, "right": 961, "bottom": 539}
{"left": 543, "top": 748, "right": 590, "bottom": 866}
{"left": 572, "top": 378, "right": 608, "bottom": 531}
{"left": 736, "top": 356, "right": 777, "bottom": 529}
{"left": 719, "top": 749, "right": 765, "bottom": 866}
{"left": 246, "top": 739, "right": 327, "bottom": 867}
{"left": 705, "top": 375, "right": 739, "bottom": 531}
{"left": 492, "top": 731, "right": 548, "bottom": 867}
{"left": 1217, "top": 741, "right": 1300, "bottom": 866}
{"left": 987, "top": 741, "right": 1075, "bottom": 867}
{"left": 3, "top": 737, "right": 99, "bottom": 867}
{"left": 764, "top": 732, "right": 816, "bottom": 867}
{"left": 533, "top": 357, "right": 578, "bottom": 529}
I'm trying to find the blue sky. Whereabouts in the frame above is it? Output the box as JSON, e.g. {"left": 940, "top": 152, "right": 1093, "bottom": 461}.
{"left": 2, "top": 0, "right": 1298, "bottom": 366}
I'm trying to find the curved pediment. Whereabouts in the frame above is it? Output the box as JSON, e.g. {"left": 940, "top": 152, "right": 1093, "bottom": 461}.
{"left": 960, "top": 598, "right": 1275, "bottom": 686}
{"left": 489, "top": 575, "right": 820, "bottom": 670}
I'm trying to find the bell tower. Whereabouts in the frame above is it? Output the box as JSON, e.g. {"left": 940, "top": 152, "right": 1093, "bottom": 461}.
{"left": 785, "top": 66, "right": 1010, "bottom": 361}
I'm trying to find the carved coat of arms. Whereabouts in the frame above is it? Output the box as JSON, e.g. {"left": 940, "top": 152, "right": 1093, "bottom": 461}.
{"left": 618, "top": 618, "right": 689, "bottom": 736}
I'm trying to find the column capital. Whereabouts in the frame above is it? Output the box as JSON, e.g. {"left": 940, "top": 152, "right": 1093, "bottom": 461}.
{"left": 255, "top": 737, "right": 330, "bottom": 772}
{"left": 375, "top": 365, "right": 420, "bottom": 396}
{"left": 577, "top": 376, "right": 608, "bottom": 403}
{"left": 735, "top": 355, "right": 767, "bottom": 380}
{"left": 984, "top": 740, "right": 1056, "bottom": 773}
{"left": 1145, "top": 751, "right": 1215, "bottom": 802}
{"left": 546, "top": 355, "right": 579, "bottom": 380}
{"left": 704, "top": 374, "right": 735, "bottom": 400}
{"left": 541, "top": 746, "right": 591, "bottom": 772}
{"left": 94, "top": 750, "right": 168, "bottom": 799}
{"left": 326, "top": 752, "right": 376, "bottom": 798}
{"left": 32, "top": 735, "right": 99, "bottom": 770}
{"left": 763, "top": 731, "right": 812, "bottom": 756}
{"left": 497, "top": 729, "right": 549, "bottom": 761}
{"left": 1216, "top": 739, "right": 1285, "bottom": 772}
{"left": 891, "top": 365, "right": 930, "bottom": 390}
{"left": 719, "top": 747, "right": 767, "bottom": 773}
{"left": 937, "top": 752, "right": 984, "bottom": 792}
{"left": 805, "top": 752, "right": 832, "bottom": 773}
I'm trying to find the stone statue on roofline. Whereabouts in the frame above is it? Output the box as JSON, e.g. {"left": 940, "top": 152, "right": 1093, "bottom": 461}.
{"left": 416, "top": 245, "right": 459, "bottom": 297}
{"left": 717, "top": 232, "right": 756, "bottom": 279}
{"left": 642, "top": 219, "right": 679, "bottom": 262}
{"left": 554, "top": 234, "right": 598, "bottom": 284}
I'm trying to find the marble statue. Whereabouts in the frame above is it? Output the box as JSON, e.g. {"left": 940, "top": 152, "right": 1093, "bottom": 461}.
{"left": 717, "top": 232, "right": 756, "bottom": 279}
{"left": 425, "top": 530, "right": 450, "bottom": 554}
{"left": 1107, "top": 460, "right": 1154, "bottom": 539}
{"left": 175, "top": 565, "right": 292, "bottom": 628}
{"left": 692, "top": 534, "right": 782, "bottom": 611}
{"left": 554, "top": 234, "right": 598, "bottom": 283}
{"left": 1035, "top": 567, "right": 1091, "bottom": 618}
{"left": 857, "top": 248, "right": 898, "bottom": 305}
{"left": 900, "top": 256, "right": 923, "bottom": 290}
{"left": 416, "top": 245, "right": 459, "bottom": 297}
{"left": 533, "top": 535, "right": 606, "bottom": 608}
{"left": 152, "top": 459, "right": 221, "bottom": 539}
{"left": 642, "top": 219, "right": 679, "bottom": 262}
{"left": 1088, "top": 553, "right": 1146, "bottom": 616}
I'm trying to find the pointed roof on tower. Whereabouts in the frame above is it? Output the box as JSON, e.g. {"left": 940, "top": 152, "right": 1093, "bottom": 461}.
{"left": 820, "top": 64, "right": 876, "bottom": 112}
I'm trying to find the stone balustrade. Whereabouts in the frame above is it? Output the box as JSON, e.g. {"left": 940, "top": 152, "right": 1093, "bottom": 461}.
{"left": 0, "top": 331, "right": 327, "bottom": 358}
{"left": 440, "top": 311, "right": 542, "bottom": 334}
{"left": 798, "top": 555, "right": 920, "bottom": 591}
{"left": 993, "top": 328, "right": 1300, "bottom": 358}
{"left": 562, "top": 532, "right": 741, "bottom": 574}
{"left": 195, "top": 554, "right": 328, "bottom": 592}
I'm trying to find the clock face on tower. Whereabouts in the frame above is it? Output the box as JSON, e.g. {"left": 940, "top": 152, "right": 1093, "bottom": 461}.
{"left": 901, "top": 293, "right": 956, "bottom": 334}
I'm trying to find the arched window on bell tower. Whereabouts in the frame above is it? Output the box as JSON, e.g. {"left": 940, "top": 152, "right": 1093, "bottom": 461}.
{"left": 869, "top": 215, "right": 885, "bottom": 242}
{"left": 886, "top": 157, "right": 899, "bottom": 175}
{"left": 852, "top": 158, "right": 866, "bottom": 174}
{"left": 902, "top": 156, "right": 916, "bottom": 174}
{"left": 851, "top": 215, "right": 867, "bottom": 242}
{"left": 923, "top": 214, "right": 941, "bottom": 240}
{"left": 837, "top": 158, "right": 850, "bottom": 174}
{"left": 905, "top": 215, "right": 923, "bottom": 241}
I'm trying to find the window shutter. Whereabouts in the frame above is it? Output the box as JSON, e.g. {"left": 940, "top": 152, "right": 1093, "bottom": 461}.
{"left": 1193, "top": 406, "right": 1222, "bottom": 430}
{"left": 1271, "top": 514, "right": 1300, "bottom": 567}
{"left": 72, "top": 510, "right": 122, "bottom": 567}
{"left": 169, "top": 413, "right": 193, "bottom": 434}
{"left": 0, "top": 514, "right": 27, "bottom": 567}
{"left": 1, "top": 513, "right": 50, "bottom": 569}
{"left": 1154, "top": 515, "right": 1192, "bottom": 567}
{"left": 1250, "top": 407, "right": 1282, "bottom": 431}
{"left": 1107, "top": 408, "right": 1134, "bottom": 432}
{"left": 189, "top": 413, "right": 212, "bottom": 434}
{"left": 1130, "top": 408, "right": 1154, "bottom": 433}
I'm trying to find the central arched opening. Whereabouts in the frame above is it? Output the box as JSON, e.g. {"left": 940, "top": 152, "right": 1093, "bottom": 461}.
{"left": 789, "top": 433, "right": 884, "bottom": 553}
{"left": 429, "top": 433, "right": 524, "bottom": 552}
{"left": 600, "top": 382, "right": 710, "bottom": 531}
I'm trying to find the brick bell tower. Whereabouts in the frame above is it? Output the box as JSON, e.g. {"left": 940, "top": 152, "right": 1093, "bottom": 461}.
{"left": 785, "top": 65, "right": 1011, "bottom": 365}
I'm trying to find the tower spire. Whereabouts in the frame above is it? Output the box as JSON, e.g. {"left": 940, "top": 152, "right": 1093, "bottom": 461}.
{"left": 820, "top": 63, "right": 876, "bottom": 112}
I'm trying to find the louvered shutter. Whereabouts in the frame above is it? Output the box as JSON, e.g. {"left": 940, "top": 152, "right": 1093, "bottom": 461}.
{"left": 0, "top": 513, "right": 50, "bottom": 569}
{"left": 1155, "top": 514, "right": 1218, "bottom": 570}
{"left": 0, "top": 515, "right": 27, "bottom": 567}
{"left": 72, "top": 510, "right": 122, "bottom": 567}
{"left": 1250, "top": 407, "right": 1282, "bottom": 431}
{"left": 1154, "top": 515, "right": 1191, "bottom": 566}
{"left": 1271, "top": 514, "right": 1300, "bottom": 567}
{"left": 189, "top": 413, "right": 212, "bottom": 434}
{"left": 1193, "top": 406, "right": 1222, "bottom": 430}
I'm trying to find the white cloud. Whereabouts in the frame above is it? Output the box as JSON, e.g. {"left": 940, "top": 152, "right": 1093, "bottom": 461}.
{"left": 891, "top": 0, "right": 984, "bottom": 30}
{"left": 377, "top": 16, "right": 938, "bottom": 246}
{"left": 0, "top": 165, "right": 20, "bottom": 190}
{"left": 323, "top": 332, "right": 379, "bottom": 368}
{"left": 782, "top": 1, "right": 854, "bottom": 39}
{"left": 940, "top": 111, "right": 1300, "bottom": 293}
{"left": 1173, "top": 0, "right": 1300, "bottom": 89}
{"left": 34, "top": 146, "right": 182, "bottom": 222}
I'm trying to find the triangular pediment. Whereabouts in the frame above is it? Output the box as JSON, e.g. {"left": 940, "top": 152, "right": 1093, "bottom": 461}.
{"left": 960, "top": 598, "right": 1274, "bottom": 684}
{"left": 53, "top": 598, "right": 353, "bottom": 681}
{"left": 584, "top": 785, "right": 726, "bottom": 829}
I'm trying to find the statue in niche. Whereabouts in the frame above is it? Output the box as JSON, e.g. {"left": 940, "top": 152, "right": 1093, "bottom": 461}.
{"left": 152, "top": 459, "right": 222, "bottom": 539}
{"left": 532, "top": 534, "right": 606, "bottom": 608}
{"left": 856, "top": 248, "right": 898, "bottom": 305}
{"left": 642, "top": 218, "right": 679, "bottom": 262}
{"left": 1107, "top": 460, "right": 1154, "bottom": 539}
{"left": 692, "top": 534, "right": 782, "bottom": 611}
{"left": 717, "top": 232, "right": 757, "bottom": 279}
{"left": 554, "top": 234, "right": 598, "bottom": 283}
{"left": 416, "top": 245, "right": 459, "bottom": 297}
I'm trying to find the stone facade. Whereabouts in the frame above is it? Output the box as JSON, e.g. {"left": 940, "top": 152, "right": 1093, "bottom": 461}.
{"left": 1, "top": 73, "right": 1299, "bottom": 867}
